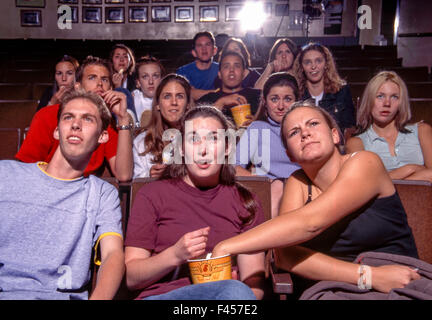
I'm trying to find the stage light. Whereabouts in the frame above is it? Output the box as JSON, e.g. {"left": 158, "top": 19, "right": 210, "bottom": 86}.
{"left": 238, "top": 1, "right": 268, "bottom": 32}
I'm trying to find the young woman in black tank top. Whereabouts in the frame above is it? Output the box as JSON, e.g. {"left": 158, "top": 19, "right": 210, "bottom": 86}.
{"left": 213, "top": 101, "right": 420, "bottom": 296}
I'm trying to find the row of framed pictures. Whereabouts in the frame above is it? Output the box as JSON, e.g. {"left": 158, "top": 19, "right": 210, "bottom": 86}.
{"left": 16, "top": 0, "right": 275, "bottom": 6}
{"left": 22, "top": 4, "right": 270, "bottom": 26}
{"left": 73, "top": 5, "right": 238, "bottom": 23}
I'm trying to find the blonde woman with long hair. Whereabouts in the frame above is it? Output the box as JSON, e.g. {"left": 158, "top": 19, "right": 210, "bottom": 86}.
{"left": 346, "top": 71, "right": 432, "bottom": 182}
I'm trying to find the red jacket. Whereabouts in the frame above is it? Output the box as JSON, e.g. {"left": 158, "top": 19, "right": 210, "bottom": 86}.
{"left": 15, "top": 104, "right": 118, "bottom": 176}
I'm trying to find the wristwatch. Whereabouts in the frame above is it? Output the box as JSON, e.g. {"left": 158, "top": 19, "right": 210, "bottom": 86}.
{"left": 117, "top": 124, "right": 133, "bottom": 130}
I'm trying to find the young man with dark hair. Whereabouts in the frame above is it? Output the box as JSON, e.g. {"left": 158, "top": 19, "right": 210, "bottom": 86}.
{"left": 0, "top": 90, "right": 124, "bottom": 300}
{"left": 176, "top": 31, "right": 219, "bottom": 101}
{"left": 197, "top": 51, "right": 261, "bottom": 125}
{"left": 16, "top": 56, "right": 133, "bottom": 182}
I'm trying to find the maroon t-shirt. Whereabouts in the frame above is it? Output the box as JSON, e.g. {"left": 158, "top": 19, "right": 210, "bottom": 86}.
{"left": 125, "top": 178, "right": 265, "bottom": 299}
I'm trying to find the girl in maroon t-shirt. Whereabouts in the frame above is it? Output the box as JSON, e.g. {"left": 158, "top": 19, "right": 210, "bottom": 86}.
{"left": 125, "top": 106, "right": 266, "bottom": 300}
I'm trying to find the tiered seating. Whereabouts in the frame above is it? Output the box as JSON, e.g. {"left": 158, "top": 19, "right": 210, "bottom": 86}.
{"left": 0, "top": 100, "right": 38, "bottom": 150}
{"left": 0, "top": 39, "right": 430, "bottom": 158}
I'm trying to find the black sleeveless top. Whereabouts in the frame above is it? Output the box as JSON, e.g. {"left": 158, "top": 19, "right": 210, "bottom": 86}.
{"left": 302, "top": 182, "right": 418, "bottom": 262}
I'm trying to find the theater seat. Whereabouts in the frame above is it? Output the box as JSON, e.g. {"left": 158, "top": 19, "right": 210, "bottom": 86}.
{"left": 0, "top": 100, "right": 37, "bottom": 144}
{"left": 409, "top": 98, "right": 432, "bottom": 125}
{"left": 0, "top": 83, "right": 33, "bottom": 100}
{"left": 393, "top": 179, "right": 432, "bottom": 264}
{"left": 0, "top": 128, "right": 21, "bottom": 160}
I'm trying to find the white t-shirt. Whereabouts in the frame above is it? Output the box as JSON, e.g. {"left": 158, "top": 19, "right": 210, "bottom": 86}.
{"left": 133, "top": 131, "right": 155, "bottom": 178}
{"left": 132, "top": 89, "right": 153, "bottom": 126}
{"left": 312, "top": 91, "right": 324, "bottom": 105}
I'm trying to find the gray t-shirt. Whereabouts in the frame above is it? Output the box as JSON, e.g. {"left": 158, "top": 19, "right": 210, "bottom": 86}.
{"left": 0, "top": 161, "right": 122, "bottom": 300}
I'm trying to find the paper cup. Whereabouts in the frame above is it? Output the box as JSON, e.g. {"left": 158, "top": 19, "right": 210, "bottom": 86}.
{"left": 188, "top": 254, "right": 232, "bottom": 284}
{"left": 231, "top": 104, "right": 251, "bottom": 128}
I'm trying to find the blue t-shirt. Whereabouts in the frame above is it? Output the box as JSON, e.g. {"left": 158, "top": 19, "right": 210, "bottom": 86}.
{"left": 0, "top": 161, "right": 123, "bottom": 300}
{"left": 357, "top": 124, "right": 424, "bottom": 171}
{"left": 236, "top": 117, "right": 300, "bottom": 179}
{"left": 176, "top": 61, "right": 219, "bottom": 90}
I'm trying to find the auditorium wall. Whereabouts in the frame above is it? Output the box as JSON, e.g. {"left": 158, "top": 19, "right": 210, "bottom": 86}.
{"left": 0, "top": 0, "right": 358, "bottom": 40}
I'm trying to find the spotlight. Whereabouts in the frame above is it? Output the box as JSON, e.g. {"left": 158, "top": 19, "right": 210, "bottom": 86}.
{"left": 239, "top": 1, "right": 268, "bottom": 32}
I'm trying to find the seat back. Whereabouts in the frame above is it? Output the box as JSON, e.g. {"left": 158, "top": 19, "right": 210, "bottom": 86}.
{"left": 0, "top": 83, "right": 33, "bottom": 100}
{"left": 393, "top": 179, "right": 432, "bottom": 264}
{"left": 409, "top": 98, "right": 432, "bottom": 125}
{"left": 0, "top": 100, "right": 38, "bottom": 144}
{"left": 0, "top": 128, "right": 21, "bottom": 160}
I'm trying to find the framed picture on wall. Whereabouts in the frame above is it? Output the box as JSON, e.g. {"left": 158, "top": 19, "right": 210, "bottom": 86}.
{"left": 105, "top": 0, "right": 125, "bottom": 4}
{"left": 152, "top": 0, "right": 171, "bottom": 2}
{"left": 20, "top": 10, "right": 42, "bottom": 26}
{"left": 106, "top": 7, "right": 125, "bottom": 23}
{"left": 225, "top": 5, "right": 241, "bottom": 21}
{"left": 82, "top": 6, "right": 102, "bottom": 23}
{"left": 151, "top": 6, "right": 170, "bottom": 22}
{"left": 199, "top": 6, "right": 218, "bottom": 22}
{"left": 57, "top": 5, "right": 79, "bottom": 23}
{"left": 16, "top": 0, "right": 45, "bottom": 7}
{"left": 129, "top": 6, "right": 148, "bottom": 22}
{"left": 82, "top": 0, "right": 102, "bottom": 4}
{"left": 175, "top": 6, "right": 193, "bottom": 22}
{"left": 58, "top": 0, "right": 78, "bottom": 4}
{"left": 129, "top": 0, "right": 148, "bottom": 3}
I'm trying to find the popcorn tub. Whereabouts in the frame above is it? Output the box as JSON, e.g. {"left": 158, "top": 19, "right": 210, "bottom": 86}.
{"left": 188, "top": 254, "right": 232, "bottom": 284}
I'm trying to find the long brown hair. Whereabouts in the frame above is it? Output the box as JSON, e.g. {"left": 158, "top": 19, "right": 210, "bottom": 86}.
{"left": 293, "top": 43, "right": 346, "bottom": 97}
{"left": 255, "top": 72, "right": 299, "bottom": 122}
{"left": 268, "top": 38, "right": 299, "bottom": 64}
{"left": 53, "top": 54, "right": 79, "bottom": 92}
{"left": 109, "top": 43, "right": 136, "bottom": 76}
{"left": 138, "top": 73, "right": 193, "bottom": 163}
{"left": 162, "top": 105, "right": 258, "bottom": 226}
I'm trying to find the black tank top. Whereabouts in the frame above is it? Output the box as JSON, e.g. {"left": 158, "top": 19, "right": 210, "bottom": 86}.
{"left": 302, "top": 181, "right": 418, "bottom": 262}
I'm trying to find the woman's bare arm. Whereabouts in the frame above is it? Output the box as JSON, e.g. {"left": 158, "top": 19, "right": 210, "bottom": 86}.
{"left": 213, "top": 151, "right": 393, "bottom": 256}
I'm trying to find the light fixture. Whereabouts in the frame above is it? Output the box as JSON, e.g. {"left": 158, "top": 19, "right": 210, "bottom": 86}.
{"left": 238, "top": 1, "right": 268, "bottom": 33}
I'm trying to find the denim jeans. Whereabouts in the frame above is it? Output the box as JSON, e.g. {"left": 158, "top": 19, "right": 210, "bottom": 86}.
{"left": 143, "top": 280, "right": 256, "bottom": 300}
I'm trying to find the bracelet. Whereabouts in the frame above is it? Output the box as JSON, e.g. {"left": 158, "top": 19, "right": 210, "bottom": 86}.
{"left": 357, "top": 264, "right": 372, "bottom": 290}
{"left": 117, "top": 124, "right": 133, "bottom": 130}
